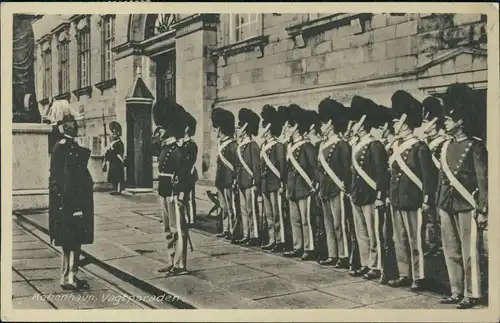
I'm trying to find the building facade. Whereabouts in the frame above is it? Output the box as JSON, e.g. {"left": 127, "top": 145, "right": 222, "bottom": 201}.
{"left": 32, "top": 13, "right": 488, "bottom": 187}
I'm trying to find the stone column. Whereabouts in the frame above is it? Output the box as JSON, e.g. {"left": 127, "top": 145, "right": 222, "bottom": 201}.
{"left": 173, "top": 14, "right": 218, "bottom": 181}
{"left": 12, "top": 123, "right": 52, "bottom": 211}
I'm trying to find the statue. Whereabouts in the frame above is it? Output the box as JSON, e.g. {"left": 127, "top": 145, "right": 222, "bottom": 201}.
{"left": 13, "top": 14, "right": 41, "bottom": 123}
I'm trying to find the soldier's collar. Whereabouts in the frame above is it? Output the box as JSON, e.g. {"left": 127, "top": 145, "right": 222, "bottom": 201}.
{"left": 164, "top": 137, "right": 177, "bottom": 145}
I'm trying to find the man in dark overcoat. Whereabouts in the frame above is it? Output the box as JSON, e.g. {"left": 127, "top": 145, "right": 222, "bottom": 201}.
{"left": 48, "top": 100, "right": 94, "bottom": 291}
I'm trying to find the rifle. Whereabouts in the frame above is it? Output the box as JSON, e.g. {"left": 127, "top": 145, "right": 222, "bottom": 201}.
{"left": 101, "top": 110, "right": 108, "bottom": 172}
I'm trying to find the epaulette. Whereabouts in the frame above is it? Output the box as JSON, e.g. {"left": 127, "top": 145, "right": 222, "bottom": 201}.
{"left": 59, "top": 138, "right": 67, "bottom": 144}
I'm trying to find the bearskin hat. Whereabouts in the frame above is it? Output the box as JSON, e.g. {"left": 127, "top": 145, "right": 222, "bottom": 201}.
{"left": 109, "top": 121, "right": 122, "bottom": 136}
{"left": 184, "top": 110, "right": 197, "bottom": 137}
{"left": 391, "top": 90, "right": 423, "bottom": 129}
{"left": 305, "top": 109, "right": 322, "bottom": 134}
{"left": 350, "top": 95, "right": 381, "bottom": 130}
{"left": 212, "top": 108, "right": 235, "bottom": 137}
{"left": 443, "top": 83, "right": 484, "bottom": 138}
{"left": 422, "top": 96, "right": 445, "bottom": 129}
{"left": 153, "top": 98, "right": 186, "bottom": 139}
{"left": 318, "top": 97, "right": 345, "bottom": 123}
{"left": 238, "top": 108, "right": 260, "bottom": 136}
{"left": 261, "top": 104, "right": 285, "bottom": 137}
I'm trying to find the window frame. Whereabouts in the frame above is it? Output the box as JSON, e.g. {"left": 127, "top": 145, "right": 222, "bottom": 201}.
{"left": 77, "top": 25, "right": 91, "bottom": 89}
{"left": 101, "top": 14, "right": 116, "bottom": 82}
{"left": 42, "top": 47, "right": 52, "bottom": 99}
{"left": 229, "top": 13, "right": 263, "bottom": 44}
{"left": 57, "top": 38, "right": 70, "bottom": 95}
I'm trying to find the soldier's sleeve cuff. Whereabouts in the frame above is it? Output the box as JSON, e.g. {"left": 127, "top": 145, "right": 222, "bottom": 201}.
{"left": 423, "top": 195, "right": 429, "bottom": 204}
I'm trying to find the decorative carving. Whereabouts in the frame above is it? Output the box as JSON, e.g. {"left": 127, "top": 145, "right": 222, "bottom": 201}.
{"left": 54, "top": 92, "right": 71, "bottom": 102}
{"left": 146, "top": 14, "right": 177, "bottom": 38}
{"left": 210, "top": 35, "right": 270, "bottom": 63}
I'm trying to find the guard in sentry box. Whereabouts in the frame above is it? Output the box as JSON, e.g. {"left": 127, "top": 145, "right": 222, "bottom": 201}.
{"left": 234, "top": 108, "right": 262, "bottom": 246}
{"left": 316, "top": 97, "right": 352, "bottom": 269}
{"left": 212, "top": 108, "right": 239, "bottom": 242}
{"left": 103, "top": 121, "right": 125, "bottom": 195}
{"left": 155, "top": 99, "right": 190, "bottom": 277}
{"left": 348, "top": 96, "right": 390, "bottom": 280}
{"left": 438, "top": 83, "right": 488, "bottom": 309}
{"left": 47, "top": 100, "right": 94, "bottom": 291}
{"left": 282, "top": 105, "right": 319, "bottom": 261}
{"left": 180, "top": 112, "right": 199, "bottom": 225}
{"left": 258, "top": 105, "right": 287, "bottom": 252}
{"left": 387, "top": 90, "right": 437, "bottom": 290}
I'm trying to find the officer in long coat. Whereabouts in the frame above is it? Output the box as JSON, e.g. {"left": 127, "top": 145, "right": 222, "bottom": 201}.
{"left": 103, "top": 121, "right": 125, "bottom": 195}
{"left": 438, "top": 83, "right": 488, "bottom": 309}
{"left": 348, "top": 96, "right": 389, "bottom": 280}
{"left": 316, "top": 98, "right": 351, "bottom": 268}
{"left": 387, "top": 90, "right": 437, "bottom": 290}
{"left": 155, "top": 99, "right": 191, "bottom": 277}
{"left": 259, "top": 105, "right": 287, "bottom": 252}
{"left": 235, "top": 108, "right": 262, "bottom": 246}
{"left": 181, "top": 112, "right": 199, "bottom": 225}
{"left": 282, "top": 105, "right": 319, "bottom": 261}
{"left": 212, "top": 108, "right": 239, "bottom": 241}
{"left": 48, "top": 100, "right": 94, "bottom": 291}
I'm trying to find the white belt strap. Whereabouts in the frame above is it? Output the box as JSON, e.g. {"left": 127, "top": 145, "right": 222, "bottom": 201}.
{"left": 261, "top": 141, "right": 280, "bottom": 179}
{"left": 352, "top": 137, "right": 377, "bottom": 190}
{"left": 218, "top": 139, "right": 234, "bottom": 172}
{"left": 288, "top": 141, "right": 313, "bottom": 189}
{"left": 237, "top": 140, "right": 254, "bottom": 178}
{"left": 318, "top": 145, "right": 344, "bottom": 190}
{"left": 441, "top": 140, "right": 476, "bottom": 208}
{"left": 392, "top": 138, "right": 423, "bottom": 190}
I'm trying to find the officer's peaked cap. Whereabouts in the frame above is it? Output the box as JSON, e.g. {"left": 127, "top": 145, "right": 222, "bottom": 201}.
{"left": 238, "top": 108, "right": 260, "bottom": 136}
{"left": 391, "top": 90, "right": 423, "bottom": 128}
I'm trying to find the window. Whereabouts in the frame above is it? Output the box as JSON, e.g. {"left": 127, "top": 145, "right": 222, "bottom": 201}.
{"left": 101, "top": 15, "right": 115, "bottom": 81}
{"left": 77, "top": 28, "right": 91, "bottom": 88}
{"left": 155, "top": 51, "right": 176, "bottom": 101}
{"left": 231, "top": 14, "right": 261, "bottom": 43}
{"left": 90, "top": 135, "right": 109, "bottom": 156}
{"left": 58, "top": 40, "right": 70, "bottom": 94}
{"left": 42, "top": 48, "right": 52, "bottom": 99}
{"left": 145, "top": 14, "right": 177, "bottom": 38}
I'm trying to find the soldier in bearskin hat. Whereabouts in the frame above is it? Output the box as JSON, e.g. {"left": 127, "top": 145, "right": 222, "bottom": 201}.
{"left": 155, "top": 98, "right": 191, "bottom": 277}
{"left": 387, "top": 90, "right": 437, "bottom": 290}
{"left": 103, "top": 121, "right": 125, "bottom": 195}
{"left": 438, "top": 83, "right": 488, "bottom": 309}
{"left": 235, "top": 108, "right": 262, "bottom": 246}
{"left": 348, "top": 96, "right": 389, "bottom": 280}
{"left": 259, "top": 105, "right": 287, "bottom": 252}
{"left": 212, "top": 107, "right": 239, "bottom": 241}
{"left": 47, "top": 100, "right": 94, "bottom": 291}
{"left": 282, "top": 104, "right": 319, "bottom": 261}
{"left": 316, "top": 97, "right": 352, "bottom": 268}
{"left": 180, "top": 111, "right": 199, "bottom": 225}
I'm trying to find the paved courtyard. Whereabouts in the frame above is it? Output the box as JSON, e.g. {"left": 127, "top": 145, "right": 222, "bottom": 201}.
{"left": 12, "top": 187, "right": 483, "bottom": 309}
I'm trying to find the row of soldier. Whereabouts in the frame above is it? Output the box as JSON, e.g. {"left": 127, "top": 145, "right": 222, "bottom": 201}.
{"left": 208, "top": 82, "right": 487, "bottom": 309}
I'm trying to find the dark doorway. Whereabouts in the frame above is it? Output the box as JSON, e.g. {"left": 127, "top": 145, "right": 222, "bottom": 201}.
{"left": 126, "top": 107, "right": 136, "bottom": 187}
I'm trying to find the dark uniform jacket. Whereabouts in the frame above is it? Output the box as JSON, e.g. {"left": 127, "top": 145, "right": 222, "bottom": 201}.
{"left": 286, "top": 138, "right": 319, "bottom": 201}
{"left": 180, "top": 138, "right": 198, "bottom": 188}
{"left": 49, "top": 136, "right": 94, "bottom": 246}
{"left": 438, "top": 137, "right": 488, "bottom": 214}
{"left": 215, "top": 136, "right": 238, "bottom": 190}
{"left": 318, "top": 136, "right": 351, "bottom": 199}
{"left": 389, "top": 135, "right": 437, "bottom": 210}
{"left": 350, "top": 134, "right": 389, "bottom": 206}
{"left": 105, "top": 138, "right": 125, "bottom": 184}
{"left": 236, "top": 137, "right": 261, "bottom": 190}
{"left": 260, "top": 138, "right": 286, "bottom": 194}
{"left": 158, "top": 138, "right": 188, "bottom": 198}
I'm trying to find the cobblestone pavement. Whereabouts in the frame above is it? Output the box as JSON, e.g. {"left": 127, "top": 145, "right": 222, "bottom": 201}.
{"left": 12, "top": 187, "right": 487, "bottom": 309}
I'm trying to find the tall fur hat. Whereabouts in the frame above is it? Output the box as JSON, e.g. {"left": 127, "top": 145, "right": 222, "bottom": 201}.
{"left": 391, "top": 90, "right": 423, "bottom": 128}
{"left": 350, "top": 95, "right": 381, "bottom": 129}
{"left": 238, "top": 108, "right": 260, "bottom": 136}
{"left": 109, "top": 121, "right": 122, "bottom": 136}
{"left": 212, "top": 108, "right": 235, "bottom": 137}
{"left": 305, "top": 109, "right": 321, "bottom": 134}
{"left": 318, "top": 97, "right": 345, "bottom": 123}
{"left": 373, "top": 104, "right": 394, "bottom": 130}
{"left": 443, "top": 83, "right": 484, "bottom": 138}
{"left": 261, "top": 104, "right": 285, "bottom": 137}
{"left": 184, "top": 110, "right": 197, "bottom": 136}
{"left": 153, "top": 98, "right": 186, "bottom": 139}
{"left": 422, "top": 96, "right": 445, "bottom": 129}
